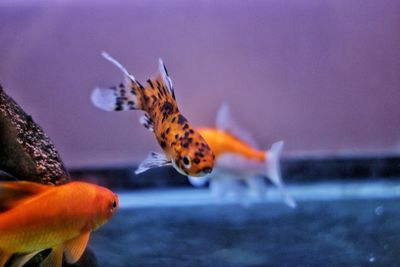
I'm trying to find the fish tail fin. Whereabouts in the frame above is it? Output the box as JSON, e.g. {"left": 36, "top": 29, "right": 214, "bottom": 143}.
{"left": 91, "top": 52, "right": 145, "bottom": 111}
{"left": 265, "top": 141, "right": 297, "bottom": 208}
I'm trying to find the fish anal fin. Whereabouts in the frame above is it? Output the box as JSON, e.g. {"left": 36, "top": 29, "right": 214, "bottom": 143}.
{"left": 0, "top": 181, "right": 50, "bottom": 210}
{"left": 215, "top": 103, "right": 258, "bottom": 148}
{"left": 40, "top": 245, "right": 63, "bottom": 267}
{"left": 135, "top": 152, "right": 171, "bottom": 175}
{"left": 63, "top": 231, "right": 90, "bottom": 264}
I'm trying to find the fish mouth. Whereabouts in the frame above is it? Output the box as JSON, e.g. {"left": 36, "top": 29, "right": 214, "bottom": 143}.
{"left": 199, "top": 167, "right": 212, "bottom": 175}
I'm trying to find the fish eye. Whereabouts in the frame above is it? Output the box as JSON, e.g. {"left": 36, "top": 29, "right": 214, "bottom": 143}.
{"left": 111, "top": 200, "right": 117, "bottom": 210}
{"left": 182, "top": 155, "right": 191, "bottom": 169}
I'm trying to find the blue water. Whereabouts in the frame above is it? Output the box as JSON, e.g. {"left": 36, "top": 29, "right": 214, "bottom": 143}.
{"left": 89, "top": 181, "right": 400, "bottom": 267}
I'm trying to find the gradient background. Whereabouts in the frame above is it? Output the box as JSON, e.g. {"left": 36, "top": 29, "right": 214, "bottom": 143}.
{"left": 0, "top": 0, "right": 399, "bottom": 168}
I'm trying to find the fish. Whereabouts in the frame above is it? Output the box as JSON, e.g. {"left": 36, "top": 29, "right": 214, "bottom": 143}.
{"left": 187, "top": 104, "right": 296, "bottom": 208}
{"left": 91, "top": 52, "right": 214, "bottom": 177}
{"left": 0, "top": 181, "right": 118, "bottom": 267}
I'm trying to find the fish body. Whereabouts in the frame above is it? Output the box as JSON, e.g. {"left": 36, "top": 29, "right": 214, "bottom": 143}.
{"left": 91, "top": 53, "right": 214, "bottom": 177}
{"left": 196, "top": 128, "right": 265, "bottom": 162}
{"left": 188, "top": 104, "right": 296, "bottom": 208}
{"left": 0, "top": 181, "right": 118, "bottom": 267}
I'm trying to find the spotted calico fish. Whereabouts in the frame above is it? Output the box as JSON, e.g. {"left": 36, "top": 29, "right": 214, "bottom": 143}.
{"left": 188, "top": 104, "right": 296, "bottom": 208}
{"left": 91, "top": 53, "right": 214, "bottom": 177}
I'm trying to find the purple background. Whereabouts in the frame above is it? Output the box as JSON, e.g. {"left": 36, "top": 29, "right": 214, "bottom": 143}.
{"left": 1, "top": 0, "right": 399, "bottom": 168}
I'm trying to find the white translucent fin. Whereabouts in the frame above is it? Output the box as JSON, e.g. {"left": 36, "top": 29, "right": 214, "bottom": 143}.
{"left": 63, "top": 231, "right": 90, "bottom": 264}
{"left": 135, "top": 152, "right": 171, "bottom": 175}
{"left": 158, "top": 58, "right": 174, "bottom": 97}
{"left": 40, "top": 245, "right": 63, "bottom": 267}
{"left": 266, "top": 141, "right": 297, "bottom": 208}
{"left": 245, "top": 176, "right": 267, "bottom": 200}
{"left": 188, "top": 175, "right": 210, "bottom": 187}
{"left": 101, "top": 51, "right": 136, "bottom": 81}
{"left": 216, "top": 103, "right": 258, "bottom": 148}
{"left": 91, "top": 87, "right": 118, "bottom": 111}
{"left": 11, "top": 251, "right": 41, "bottom": 267}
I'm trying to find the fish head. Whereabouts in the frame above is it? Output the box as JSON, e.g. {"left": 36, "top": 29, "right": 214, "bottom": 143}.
{"left": 92, "top": 187, "right": 119, "bottom": 230}
{"left": 172, "top": 130, "right": 215, "bottom": 177}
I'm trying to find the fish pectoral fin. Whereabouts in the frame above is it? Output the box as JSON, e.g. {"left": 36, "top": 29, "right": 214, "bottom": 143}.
{"left": 40, "top": 245, "right": 63, "bottom": 267}
{"left": 134, "top": 152, "right": 171, "bottom": 175}
{"left": 188, "top": 175, "right": 210, "bottom": 187}
{"left": 10, "top": 251, "right": 41, "bottom": 267}
{"left": 63, "top": 231, "right": 90, "bottom": 264}
{"left": 0, "top": 181, "right": 50, "bottom": 211}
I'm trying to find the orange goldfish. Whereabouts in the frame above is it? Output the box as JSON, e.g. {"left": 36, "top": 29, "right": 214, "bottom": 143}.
{"left": 188, "top": 104, "right": 296, "bottom": 208}
{"left": 91, "top": 53, "right": 214, "bottom": 177}
{"left": 0, "top": 181, "right": 118, "bottom": 267}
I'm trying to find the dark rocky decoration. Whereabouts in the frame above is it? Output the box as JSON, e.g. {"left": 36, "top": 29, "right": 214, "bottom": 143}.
{"left": 0, "top": 85, "right": 97, "bottom": 267}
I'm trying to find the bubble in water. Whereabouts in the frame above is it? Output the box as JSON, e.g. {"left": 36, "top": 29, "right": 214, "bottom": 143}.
{"left": 375, "top": 206, "right": 384, "bottom": 216}
{"left": 369, "top": 256, "right": 376, "bottom": 263}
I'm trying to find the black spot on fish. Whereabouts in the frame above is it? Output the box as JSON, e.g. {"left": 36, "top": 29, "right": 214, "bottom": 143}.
{"left": 160, "top": 141, "right": 167, "bottom": 148}
{"left": 195, "top": 152, "right": 204, "bottom": 158}
{"left": 177, "top": 114, "right": 187, "bottom": 125}
{"left": 195, "top": 142, "right": 199, "bottom": 146}
{"left": 166, "top": 128, "right": 170, "bottom": 134}
{"left": 161, "top": 102, "right": 175, "bottom": 115}
{"left": 143, "top": 95, "right": 150, "bottom": 104}
{"left": 147, "top": 80, "right": 154, "bottom": 89}
{"left": 188, "top": 138, "right": 193, "bottom": 143}
{"left": 152, "top": 95, "right": 157, "bottom": 103}
{"left": 184, "top": 132, "right": 190, "bottom": 138}
{"left": 183, "top": 124, "right": 189, "bottom": 130}
{"left": 182, "top": 143, "right": 189, "bottom": 148}
{"left": 189, "top": 129, "right": 194, "bottom": 134}
{"left": 193, "top": 158, "right": 200, "bottom": 164}
{"left": 175, "top": 134, "right": 179, "bottom": 140}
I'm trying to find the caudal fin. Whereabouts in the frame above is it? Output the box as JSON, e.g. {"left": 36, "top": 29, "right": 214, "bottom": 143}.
{"left": 91, "top": 52, "right": 144, "bottom": 112}
{"left": 266, "top": 141, "right": 297, "bottom": 208}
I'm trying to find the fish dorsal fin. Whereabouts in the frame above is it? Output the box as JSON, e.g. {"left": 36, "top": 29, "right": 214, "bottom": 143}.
{"left": 0, "top": 181, "right": 50, "bottom": 210}
{"left": 215, "top": 103, "right": 258, "bottom": 148}
{"left": 63, "top": 231, "right": 90, "bottom": 264}
{"left": 158, "top": 58, "right": 176, "bottom": 100}
{"left": 144, "top": 59, "right": 179, "bottom": 114}
{"left": 40, "top": 245, "right": 63, "bottom": 267}
{"left": 134, "top": 152, "right": 171, "bottom": 175}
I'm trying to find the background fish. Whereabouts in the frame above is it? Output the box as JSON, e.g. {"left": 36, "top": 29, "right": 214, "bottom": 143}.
{"left": 0, "top": 181, "right": 118, "bottom": 267}
{"left": 91, "top": 53, "right": 214, "bottom": 177}
{"left": 188, "top": 104, "right": 296, "bottom": 208}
